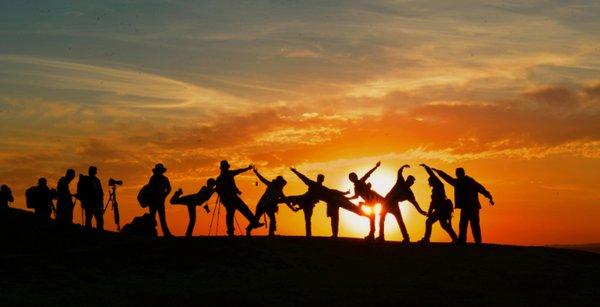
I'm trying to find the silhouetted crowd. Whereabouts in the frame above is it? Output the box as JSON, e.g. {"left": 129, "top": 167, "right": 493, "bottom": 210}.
{"left": 0, "top": 160, "right": 495, "bottom": 244}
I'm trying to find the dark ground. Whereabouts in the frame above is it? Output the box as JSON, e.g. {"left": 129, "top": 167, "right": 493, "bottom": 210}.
{"left": 1, "top": 208, "right": 599, "bottom": 306}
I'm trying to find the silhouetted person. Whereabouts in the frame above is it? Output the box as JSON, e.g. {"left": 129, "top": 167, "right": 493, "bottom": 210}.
{"left": 215, "top": 160, "right": 263, "bottom": 237}
{"left": 284, "top": 174, "right": 323, "bottom": 237}
{"left": 121, "top": 213, "right": 158, "bottom": 237}
{"left": 76, "top": 166, "right": 104, "bottom": 230}
{"left": 433, "top": 167, "right": 494, "bottom": 244}
{"left": 56, "top": 169, "right": 76, "bottom": 225}
{"left": 379, "top": 165, "right": 427, "bottom": 242}
{"left": 147, "top": 163, "right": 172, "bottom": 237}
{"left": 26, "top": 178, "right": 57, "bottom": 220}
{"left": 290, "top": 167, "right": 365, "bottom": 238}
{"left": 418, "top": 164, "right": 457, "bottom": 243}
{"left": 249, "top": 167, "right": 296, "bottom": 237}
{"left": 170, "top": 178, "right": 217, "bottom": 237}
{"left": 0, "top": 184, "right": 14, "bottom": 215}
{"left": 348, "top": 161, "right": 383, "bottom": 240}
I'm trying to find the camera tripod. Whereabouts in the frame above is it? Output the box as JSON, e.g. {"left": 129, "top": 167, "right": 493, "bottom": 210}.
{"left": 207, "top": 197, "right": 243, "bottom": 236}
{"left": 103, "top": 185, "right": 121, "bottom": 231}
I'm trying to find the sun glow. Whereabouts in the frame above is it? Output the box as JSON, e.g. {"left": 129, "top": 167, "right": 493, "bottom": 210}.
{"left": 338, "top": 166, "right": 413, "bottom": 239}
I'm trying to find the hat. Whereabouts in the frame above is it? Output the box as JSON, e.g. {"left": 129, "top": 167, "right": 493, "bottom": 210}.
{"left": 153, "top": 163, "right": 167, "bottom": 173}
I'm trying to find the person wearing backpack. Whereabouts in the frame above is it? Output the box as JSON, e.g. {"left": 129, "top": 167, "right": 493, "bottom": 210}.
{"left": 27, "top": 178, "right": 57, "bottom": 220}
{"left": 418, "top": 164, "right": 457, "bottom": 244}
{"left": 76, "top": 166, "right": 104, "bottom": 230}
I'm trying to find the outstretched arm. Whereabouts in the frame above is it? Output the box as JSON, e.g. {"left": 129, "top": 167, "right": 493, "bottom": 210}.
{"left": 290, "top": 168, "right": 314, "bottom": 186}
{"left": 252, "top": 168, "right": 271, "bottom": 185}
{"left": 407, "top": 192, "right": 427, "bottom": 216}
{"left": 475, "top": 181, "right": 495, "bottom": 205}
{"left": 231, "top": 165, "right": 253, "bottom": 176}
{"left": 432, "top": 168, "right": 457, "bottom": 186}
{"left": 420, "top": 164, "right": 442, "bottom": 185}
{"left": 360, "top": 161, "right": 381, "bottom": 181}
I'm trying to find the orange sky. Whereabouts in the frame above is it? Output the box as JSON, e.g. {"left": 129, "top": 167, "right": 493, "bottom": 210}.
{"left": 0, "top": 1, "right": 599, "bottom": 245}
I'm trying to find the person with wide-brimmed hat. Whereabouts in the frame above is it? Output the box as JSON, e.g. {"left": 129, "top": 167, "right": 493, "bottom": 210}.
{"left": 215, "top": 160, "right": 263, "bottom": 236}
{"left": 147, "top": 163, "right": 172, "bottom": 237}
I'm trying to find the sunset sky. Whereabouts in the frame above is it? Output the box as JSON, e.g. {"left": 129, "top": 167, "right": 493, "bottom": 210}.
{"left": 1, "top": 0, "right": 598, "bottom": 245}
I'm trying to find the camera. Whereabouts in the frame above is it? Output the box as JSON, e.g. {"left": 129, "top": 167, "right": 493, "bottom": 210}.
{"left": 108, "top": 178, "right": 123, "bottom": 186}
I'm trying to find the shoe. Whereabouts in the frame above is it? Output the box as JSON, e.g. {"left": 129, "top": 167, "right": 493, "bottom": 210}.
{"left": 364, "top": 234, "right": 375, "bottom": 240}
{"left": 401, "top": 239, "right": 410, "bottom": 245}
{"left": 174, "top": 189, "right": 183, "bottom": 197}
{"left": 375, "top": 236, "right": 385, "bottom": 242}
{"left": 418, "top": 238, "right": 429, "bottom": 244}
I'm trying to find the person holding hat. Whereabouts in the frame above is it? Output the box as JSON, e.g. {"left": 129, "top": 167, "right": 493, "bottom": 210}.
{"left": 249, "top": 167, "right": 297, "bottom": 237}
{"left": 147, "top": 163, "right": 172, "bottom": 237}
{"left": 215, "top": 160, "right": 263, "bottom": 237}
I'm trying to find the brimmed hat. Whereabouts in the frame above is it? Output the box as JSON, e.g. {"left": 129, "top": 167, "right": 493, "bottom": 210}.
{"left": 153, "top": 163, "right": 167, "bottom": 173}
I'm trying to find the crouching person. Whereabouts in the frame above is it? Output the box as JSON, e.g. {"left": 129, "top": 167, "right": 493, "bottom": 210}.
{"left": 121, "top": 213, "right": 158, "bottom": 237}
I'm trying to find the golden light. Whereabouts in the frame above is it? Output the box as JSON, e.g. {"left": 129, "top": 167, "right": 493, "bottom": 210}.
{"left": 338, "top": 166, "right": 408, "bottom": 239}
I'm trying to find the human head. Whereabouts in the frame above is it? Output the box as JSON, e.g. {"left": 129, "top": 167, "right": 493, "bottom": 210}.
{"left": 66, "top": 169, "right": 76, "bottom": 181}
{"left": 275, "top": 176, "right": 287, "bottom": 187}
{"left": 38, "top": 177, "right": 48, "bottom": 187}
{"left": 348, "top": 172, "right": 358, "bottom": 183}
{"left": 0, "top": 184, "right": 10, "bottom": 195}
{"left": 88, "top": 166, "right": 97, "bottom": 177}
{"left": 317, "top": 174, "right": 325, "bottom": 184}
{"left": 206, "top": 178, "right": 216, "bottom": 188}
{"left": 456, "top": 167, "right": 465, "bottom": 178}
{"left": 406, "top": 175, "right": 416, "bottom": 187}
{"left": 220, "top": 160, "right": 230, "bottom": 171}
{"left": 153, "top": 163, "right": 167, "bottom": 174}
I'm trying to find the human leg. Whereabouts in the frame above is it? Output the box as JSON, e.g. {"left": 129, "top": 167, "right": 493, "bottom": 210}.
{"left": 185, "top": 205, "right": 196, "bottom": 237}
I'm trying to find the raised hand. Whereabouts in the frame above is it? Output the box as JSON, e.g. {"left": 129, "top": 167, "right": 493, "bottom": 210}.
{"left": 376, "top": 161, "right": 381, "bottom": 167}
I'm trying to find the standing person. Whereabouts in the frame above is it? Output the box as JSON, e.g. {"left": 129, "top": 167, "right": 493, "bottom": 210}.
{"left": 348, "top": 161, "right": 383, "bottom": 240}
{"left": 249, "top": 167, "right": 297, "bottom": 237}
{"left": 76, "top": 166, "right": 104, "bottom": 231}
{"left": 56, "top": 169, "right": 76, "bottom": 225}
{"left": 418, "top": 164, "right": 457, "bottom": 244}
{"left": 147, "top": 163, "right": 172, "bottom": 237}
{"left": 379, "top": 164, "right": 427, "bottom": 243}
{"left": 290, "top": 168, "right": 365, "bottom": 238}
{"left": 0, "top": 184, "right": 14, "bottom": 215}
{"left": 170, "top": 178, "right": 217, "bottom": 237}
{"left": 215, "top": 160, "right": 263, "bottom": 237}
{"left": 28, "top": 178, "right": 57, "bottom": 220}
{"left": 432, "top": 167, "right": 494, "bottom": 245}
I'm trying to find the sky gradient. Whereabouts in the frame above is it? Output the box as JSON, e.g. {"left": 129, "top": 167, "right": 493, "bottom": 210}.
{"left": 1, "top": 0, "right": 599, "bottom": 244}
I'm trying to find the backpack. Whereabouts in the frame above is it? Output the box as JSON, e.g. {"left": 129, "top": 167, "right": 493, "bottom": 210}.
{"left": 137, "top": 184, "right": 151, "bottom": 208}
{"left": 25, "top": 186, "right": 38, "bottom": 209}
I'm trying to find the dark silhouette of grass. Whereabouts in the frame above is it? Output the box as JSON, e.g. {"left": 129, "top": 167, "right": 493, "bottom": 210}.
{"left": 1, "top": 208, "right": 598, "bottom": 306}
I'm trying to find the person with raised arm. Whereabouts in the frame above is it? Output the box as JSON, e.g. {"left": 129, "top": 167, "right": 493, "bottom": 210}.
{"left": 432, "top": 167, "right": 494, "bottom": 244}
{"left": 249, "top": 167, "right": 296, "bottom": 237}
{"left": 418, "top": 164, "right": 457, "bottom": 244}
{"left": 348, "top": 161, "right": 384, "bottom": 240}
{"left": 215, "top": 160, "right": 263, "bottom": 237}
{"left": 290, "top": 167, "right": 366, "bottom": 238}
{"left": 379, "top": 164, "right": 427, "bottom": 243}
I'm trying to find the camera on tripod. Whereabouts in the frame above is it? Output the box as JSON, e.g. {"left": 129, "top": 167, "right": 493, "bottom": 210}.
{"left": 108, "top": 178, "right": 123, "bottom": 186}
